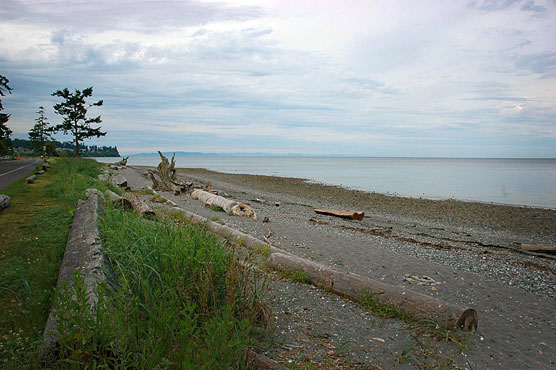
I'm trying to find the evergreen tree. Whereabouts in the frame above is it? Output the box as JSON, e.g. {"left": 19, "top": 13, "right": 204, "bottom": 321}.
{"left": 28, "top": 106, "right": 54, "bottom": 157}
{"left": 0, "top": 75, "right": 13, "bottom": 155}
{"left": 51, "top": 87, "right": 105, "bottom": 158}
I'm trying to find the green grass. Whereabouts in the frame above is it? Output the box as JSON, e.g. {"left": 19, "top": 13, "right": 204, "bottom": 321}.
{"left": 210, "top": 204, "right": 225, "bottom": 212}
{"left": 0, "top": 158, "right": 110, "bottom": 369}
{"left": 50, "top": 204, "right": 268, "bottom": 368}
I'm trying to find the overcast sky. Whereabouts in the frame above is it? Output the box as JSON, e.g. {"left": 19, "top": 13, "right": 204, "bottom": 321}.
{"left": 1, "top": 0, "right": 555, "bottom": 157}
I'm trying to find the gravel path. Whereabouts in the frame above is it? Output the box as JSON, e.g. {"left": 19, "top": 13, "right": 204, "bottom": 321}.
{"left": 114, "top": 165, "right": 556, "bottom": 369}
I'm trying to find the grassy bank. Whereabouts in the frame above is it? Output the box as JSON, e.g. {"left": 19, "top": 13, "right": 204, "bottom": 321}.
{"left": 1, "top": 158, "right": 266, "bottom": 368}
{"left": 0, "top": 158, "right": 112, "bottom": 368}
{"left": 53, "top": 206, "right": 267, "bottom": 368}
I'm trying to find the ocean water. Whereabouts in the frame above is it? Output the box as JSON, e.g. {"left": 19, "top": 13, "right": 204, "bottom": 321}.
{"left": 95, "top": 156, "right": 556, "bottom": 209}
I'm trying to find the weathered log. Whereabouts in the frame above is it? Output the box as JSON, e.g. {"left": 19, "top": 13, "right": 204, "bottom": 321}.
{"left": 117, "top": 156, "right": 129, "bottom": 166}
{"left": 42, "top": 163, "right": 51, "bottom": 171}
{"left": 123, "top": 193, "right": 155, "bottom": 217}
{"left": 98, "top": 174, "right": 110, "bottom": 182}
{"left": 521, "top": 244, "right": 556, "bottom": 253}
{"left": 245, "top": 350, "right": 285, "bottom": 370}
{"left": 0, "top": 194, "right": 11, "bottom": 211}
{"left": 104, "top": 190, "right": 132, "bottom": 209}
{"left": 26, "top": 175, "right": 37, "bottom": 184}
{"left": 314, "top": 208, "right": 364, "bottom": 221}
{"left": 36, "top": 170, "right": 45, "bottom": 175}
{"left": 148, "top": 151, "right": 189, "bottom": 195}
{"left": 268, "top": 252, "right": 478, "bottom": 332}
{"left": 111, "top": 174, "right": 128, "bottom": 188}
{"left": 191, "top": 189, "right": 256, "bottom": 218}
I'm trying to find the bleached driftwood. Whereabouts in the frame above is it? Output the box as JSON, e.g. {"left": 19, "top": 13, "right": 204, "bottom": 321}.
{"left": 0, "top": 195, "right": 11, "bottom": 211}
{"left": 191, "top": 189, "right": 256, "bottom": 218}
{"left": 314, "top": 208, "right": 364, "bottom": 221}
{"left": 104, "top": 190, "right": 132, "bottom": 209}
{"left": 123, "top": 193, "right": 155, "bottom": 217}
{"left": 111, "top": 174, "right": 128, "bottom": 188}
{"left": 268, "top": 252, "right": 478, "bottom": 332}
{"left": 148, "top": 151, "right": 190, "bottom": 195}
{"left": 26, "top": 175, "right": 37, "bottom": 184}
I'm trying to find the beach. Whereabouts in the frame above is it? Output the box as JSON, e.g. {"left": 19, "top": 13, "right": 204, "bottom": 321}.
{"left": 118, "top": 164, "right": 556, "bottom": 368}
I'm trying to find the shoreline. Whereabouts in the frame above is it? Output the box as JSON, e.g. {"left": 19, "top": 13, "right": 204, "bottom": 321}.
{"left": 168, "top": 166, "right": 556, "bottom": 242}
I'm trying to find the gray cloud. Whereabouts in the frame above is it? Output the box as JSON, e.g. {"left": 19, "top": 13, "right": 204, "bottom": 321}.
{"left": 1, "top": 0, "right": 263, "bottom": 32}
{"left": 515, "top": 51, "right": 556, "bottom": 77}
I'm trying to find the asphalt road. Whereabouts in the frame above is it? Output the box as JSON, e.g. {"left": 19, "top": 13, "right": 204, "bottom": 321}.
{"left": 0, "top": 158, "right": 41, "bottom": 191}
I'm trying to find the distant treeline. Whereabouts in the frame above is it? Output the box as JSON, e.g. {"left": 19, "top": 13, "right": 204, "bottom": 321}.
{"left": 12, "top": 139, "right": 120, "bottom": 157}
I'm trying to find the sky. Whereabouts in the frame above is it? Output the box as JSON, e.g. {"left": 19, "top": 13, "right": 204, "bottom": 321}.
{"left": 1, "top": 0, "right": 555, "bottom": 157}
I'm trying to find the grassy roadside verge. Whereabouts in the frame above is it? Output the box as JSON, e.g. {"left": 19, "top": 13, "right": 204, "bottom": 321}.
{"left": 0, "top": 158, "right": 113, "bottom": 368}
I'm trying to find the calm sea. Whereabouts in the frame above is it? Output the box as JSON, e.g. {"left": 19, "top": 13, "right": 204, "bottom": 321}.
{"left": 95, "top": 156, "right": 556, "bottom": 209}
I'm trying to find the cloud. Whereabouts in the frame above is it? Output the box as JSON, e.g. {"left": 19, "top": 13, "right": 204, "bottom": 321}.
{"left": 515, "top": 51, "right": 556, "bottom": 77}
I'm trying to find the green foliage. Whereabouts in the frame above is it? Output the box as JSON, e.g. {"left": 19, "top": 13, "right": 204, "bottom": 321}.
{"left": 358, "top": 290, "right": 410, "bottom": 321}
{"left": 210, "top": 204, "right": 226, "bottom": 212}
{"left": 51, "top": 87, "right": 105, "bottom": 157}
{"left": 0, "top": 75, "right": 13, "bottom": 155}
{"left": 51, "top": 207, "right": 267, "bottom": 368}
{"left": 28, "top": 106, "right": 54, "bottom": 155}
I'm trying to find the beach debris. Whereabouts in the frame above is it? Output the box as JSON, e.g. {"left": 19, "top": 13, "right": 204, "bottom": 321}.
{"left": 148, "top": 151, "right": 190, "bottom": 195}
{"left": 372, "top": 337, "right": 385, "bottom": 343}
{"left": 42, "top": 163, "right": 51, "bottom": 171}
{"left": 275, "top": 202, "right": 281, "bottom": 207}
{"left": 117, "top": 156, "right": 129, "bottom": 166}
{"left": 0, "top": 194, "right": 11, "bottom": 211}
{"left": 191, "top": 189, "right": 256, "bottom": 218}
{"left": 36, "top": 170, "right": 45, "bottom": 175}
{"left": 104, "top": 190, "right": 132, "bottom": 209}
{"left": 205, "top": 181, "right": 211, "bottom": 192}
{"left": 252, "top": 198, "right": 266, "bottom": 204}
{"left": 26, "top": 175, "right": 37, "bottom": 184}
{"left": 262, "top": 228, "right": 272, "bottom": 244}
{"left": 403, "top": 273, "right": 441, "bottom": 286}
{"left": 111, "top": 174, "right": 128, "bottom": 188}
{"left": 263, "top": 216, "right": 270, "bottom": 223}
{"left": 521, "top": 244, "right": 556, "bottom": 253}
{"left": 123, "top": 192, "right": 155, "bottom": 217}
{"left": 314, "top": 208, "right": 364, "bottom": 221}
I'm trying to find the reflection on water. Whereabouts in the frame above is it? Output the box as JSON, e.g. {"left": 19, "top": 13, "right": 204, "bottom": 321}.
{"left": 96, "top": 156, "right": 556, "bottom": 209}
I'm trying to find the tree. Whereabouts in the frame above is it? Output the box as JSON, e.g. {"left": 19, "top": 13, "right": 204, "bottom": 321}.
{"left": 0, "top": 75, "right": 13, "bottom": 155}
{"left": 51, "top": 87, "right": 105, "bottom": 158}
{"left": 28, "top": 106, "right": 54, "bottom": 157}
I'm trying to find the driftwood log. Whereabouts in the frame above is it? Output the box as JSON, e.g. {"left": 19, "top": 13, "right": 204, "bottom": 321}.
{"left": 98, "top": 174, "right": 110, "bottom": 182}
{"left": 123, "top": 193, "right": 155, "bottom": 217}
{"left": 521, "top": 244, "right": 556, "bottom": 253}
{"left": 191, "top": 189, "right": 256, "bottom": 218}
{"left": 117, "top": 156, "right": 129, "bottom": 166}
{"left": 245, "top": 350, "right": 285, "bottom": 370}
{"left": 0, "top": 194, "right": 11, "bottom": 211}
{"left": 148, "top": 152, "right": 189, "bottom": 195}
{"left": 104, "top": 190, "right": 132, "bottom": 209}
{"left": 111, "top": 174, "right": 128, "bottom": 188}
{"left": 26, "top": 175, "right": 37, "bottom": 184}
{"left": 268, "top": 252, "right": 478, "bottom": 332}
{"left": 314, "top": 208, "right": 364, "bottom": 221}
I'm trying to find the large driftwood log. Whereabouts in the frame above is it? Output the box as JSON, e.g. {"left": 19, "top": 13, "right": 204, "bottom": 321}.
{"left": 191, "top": 189, "right": 256, "bottom": 218}
{"left": 123, "top": 193, "right": 155, "bottom": 217}
{"left": 268, "top": 253, "right": 478, "bottom": 332}
{"left": 314, "top": 208, "right": 364, "bottom": 221}
{"left": 0, "top": 194, "right": 11, "bottom": 211}
{"left": 148, "top": 151, "right": 189, "bottom": 195}
{"left": 26, "top": 175, "right": 37, "bottom": 184}
{"left": 104, "top": 190, "right": 132, "bottom": 209}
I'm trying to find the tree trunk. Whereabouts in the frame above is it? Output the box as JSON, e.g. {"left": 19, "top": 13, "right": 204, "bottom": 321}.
{"left": 0, "top": 194, "right": 11, "bottom": 211}
{"left": 104, "top": 190, "right": 132, "bottom": 209}
{"left": 123, "top": 193, "right": 155, "bottom": 217}
{"left": 190, "top": 189, "right": 256, "bottom": 218}
{"left": 148, "top": 151, "right": 190, "bottom": 195}
{"left": 26, "top": 175, "right": 37, "bottom": 184}
{"left": 268, "top": 252, "right": 478, "bottom": 332}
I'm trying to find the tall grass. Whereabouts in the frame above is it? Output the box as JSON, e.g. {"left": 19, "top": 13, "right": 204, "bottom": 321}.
{"left": 52, "top": 205, "right": 267, "bottom": 368}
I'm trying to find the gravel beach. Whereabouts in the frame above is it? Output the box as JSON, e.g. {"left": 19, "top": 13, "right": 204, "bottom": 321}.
{"left": 115, "top": 164, "right": 556, "bottom": 369}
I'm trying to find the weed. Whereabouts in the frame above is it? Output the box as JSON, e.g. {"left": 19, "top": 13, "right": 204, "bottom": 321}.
{"left": 210, "top": 204, "right": 225, "bottom": 212}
